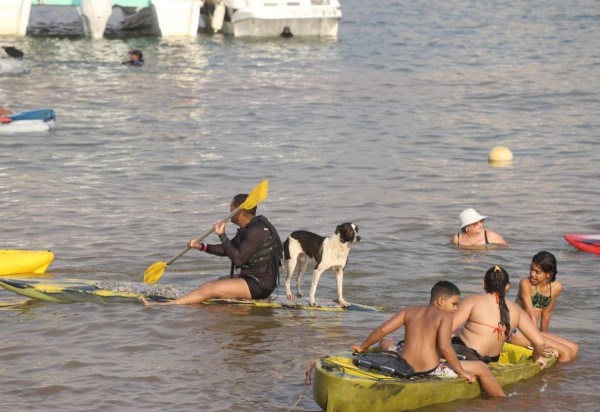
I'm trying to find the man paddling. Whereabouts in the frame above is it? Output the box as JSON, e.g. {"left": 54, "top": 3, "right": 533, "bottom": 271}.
{"left": 142, "top": 194, "right": 283, "bottom": 306}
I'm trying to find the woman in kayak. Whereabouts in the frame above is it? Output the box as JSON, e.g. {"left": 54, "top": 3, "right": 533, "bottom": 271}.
{"left": 451, "top": 208, "right": 506, "bottom": 247}
{"left": 451, "top": 266, "right": 548, "bottom": 366}
{"left": 510, "top": 251, "right": 579, "bottom": 363}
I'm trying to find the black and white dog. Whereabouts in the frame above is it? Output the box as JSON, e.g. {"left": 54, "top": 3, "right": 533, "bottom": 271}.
{"left": 283, "top": 223, "right": 360, "bottom": 307}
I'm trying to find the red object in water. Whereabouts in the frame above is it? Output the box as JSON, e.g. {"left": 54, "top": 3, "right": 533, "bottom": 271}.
{"left": 564, "top": 234, "right": 600, "bottom": 255}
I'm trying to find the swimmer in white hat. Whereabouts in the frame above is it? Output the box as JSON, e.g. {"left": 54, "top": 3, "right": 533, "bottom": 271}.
{"left": 452, "top": 208, "right": 506, "bottom": 247}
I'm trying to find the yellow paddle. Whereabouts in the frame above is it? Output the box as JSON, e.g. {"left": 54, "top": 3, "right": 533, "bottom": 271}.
{"left": 143, "top": 180, "right": 269, "bottom": 284}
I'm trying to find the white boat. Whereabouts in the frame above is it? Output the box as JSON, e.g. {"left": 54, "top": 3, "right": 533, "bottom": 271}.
{"left": 0, "top": 58, "right": 28, "bottom": 75}
{"left": 200, "top": 0, "right": 342, "bottom": 37}
{"left": 0, "top": 119, "right": 54, "bottom": 134}
{"left": 0, "top": 109, "right": 55, "bottom": 135}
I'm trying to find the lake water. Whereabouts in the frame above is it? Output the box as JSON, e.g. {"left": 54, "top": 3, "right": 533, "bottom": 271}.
{"left": 0, "top": 0, "right": 598, "bottom": 410}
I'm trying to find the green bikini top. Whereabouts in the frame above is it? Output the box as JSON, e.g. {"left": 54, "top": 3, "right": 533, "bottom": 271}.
{"left": 531, "top": 283, "right": 552, "bottom": 309}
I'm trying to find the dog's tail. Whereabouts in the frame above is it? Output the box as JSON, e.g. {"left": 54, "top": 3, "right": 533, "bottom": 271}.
{"left": 283, "top": 237, "right": 290, "bottom": 260}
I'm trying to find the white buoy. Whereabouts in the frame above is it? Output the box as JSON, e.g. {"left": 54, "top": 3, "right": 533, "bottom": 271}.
{"left": 488, "top": 146, "right": 513, "bottom": 166}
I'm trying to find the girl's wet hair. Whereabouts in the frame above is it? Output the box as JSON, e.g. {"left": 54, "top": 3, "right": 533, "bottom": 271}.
{"left": 484, "top": 265, "right": 511, "bottom": 341}
{"left": 232, "top": 193, "right": 257, "bottom": 215}
{"left": 532, "top": 251, "right": 557, "bottom": 282}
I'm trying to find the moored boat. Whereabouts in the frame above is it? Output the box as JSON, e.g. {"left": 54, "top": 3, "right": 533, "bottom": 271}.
{"left": 0, "top": 109, "right": 55, "bottom": 134}
{"left": 313, "top": 343, "right": 556, "bottom": 411}
{"left": 0, "top": 250, "right": 55, "bottom": 275}
{"left": 200, "top": 0, "right": 342, "bottom": 37}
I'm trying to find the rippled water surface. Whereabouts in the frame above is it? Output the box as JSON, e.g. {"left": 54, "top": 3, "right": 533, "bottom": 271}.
{"left": 1, "top": 0, "right": 599, "bottom": 410}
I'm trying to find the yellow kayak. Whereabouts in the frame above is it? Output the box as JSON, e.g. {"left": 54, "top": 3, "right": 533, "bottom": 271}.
{"left": 313, "top": 343, "right": 556, "bottom": 412}
{"left": 0, "top": 250, "right": 54, "bottom": 275}
{"left": 0, "top": 277, "right": 381, "bottom": 311}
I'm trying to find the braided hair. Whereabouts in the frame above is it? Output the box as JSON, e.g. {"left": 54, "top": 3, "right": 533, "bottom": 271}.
{"left": 484, "top": 265, "right": 511, "bottom": 341}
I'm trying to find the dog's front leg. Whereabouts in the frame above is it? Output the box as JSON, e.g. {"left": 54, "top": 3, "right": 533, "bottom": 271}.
{"left": 309, "top": 268, "right": 324, "bottom": 306}
{"left": 335, "top": 267, "right": 350, "bottom": 307}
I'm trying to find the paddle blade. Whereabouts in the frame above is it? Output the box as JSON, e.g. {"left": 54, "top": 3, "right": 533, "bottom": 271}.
{"left": 240, "top": 180, "right": 268, "bottom": 210}
{"left": 144, "top": 261, "right": 167, "bottom": 284}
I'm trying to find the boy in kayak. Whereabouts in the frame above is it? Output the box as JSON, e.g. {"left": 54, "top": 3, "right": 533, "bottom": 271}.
{"left": 142, "top": 193, "right": 283, "bottom": 306}
{"left": 351, "top": 281, "right": 505, "bottom": 397}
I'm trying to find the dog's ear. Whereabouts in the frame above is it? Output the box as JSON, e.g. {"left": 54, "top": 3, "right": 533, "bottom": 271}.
{"left": 337, "top": 224, "right": 350, "bottom": 243}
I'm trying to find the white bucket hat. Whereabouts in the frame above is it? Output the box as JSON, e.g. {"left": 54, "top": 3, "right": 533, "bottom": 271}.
{"left": 459, "top": 208, "right": 487, "bottom": 229}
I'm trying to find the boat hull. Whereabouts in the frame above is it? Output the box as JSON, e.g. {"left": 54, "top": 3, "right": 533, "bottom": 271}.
{"left": 201, "top": 0, "right": 341, "bottom": 37}
{"left": 0, "top": 250, "right": 54, "bottom": 275}
{"left": 0, "top": 109, "right": 55, "bottom": 134}
{"left": 0, "top": 58, "right": 28, "bottom": 75}
{"left": 225, "top": 16, "right": 339, "bottom": 37}
{"left": 564, "top": 234, "right": 600, "bottom": 255}
{"left": 313, "top": 343, "right": 555, "bottom": 412}
{"left": 0, "top": 119, "right": 54, "bottom": 134}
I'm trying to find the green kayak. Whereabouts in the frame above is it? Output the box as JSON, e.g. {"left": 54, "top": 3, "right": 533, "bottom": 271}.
{"left": 313, "top": 343, "right": 555, "bottom": 411}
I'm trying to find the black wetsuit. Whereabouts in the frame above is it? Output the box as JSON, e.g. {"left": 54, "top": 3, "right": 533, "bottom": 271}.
{"left": 205, "top": 215, "right": 282, "bottom": 299}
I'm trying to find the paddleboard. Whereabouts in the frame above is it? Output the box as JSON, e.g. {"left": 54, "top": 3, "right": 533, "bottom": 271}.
{"left": 0, "top": 277, "right": 381, "bottom": 312}
{"left": 564, "top": 234, "right": 600, "bottom": 255}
